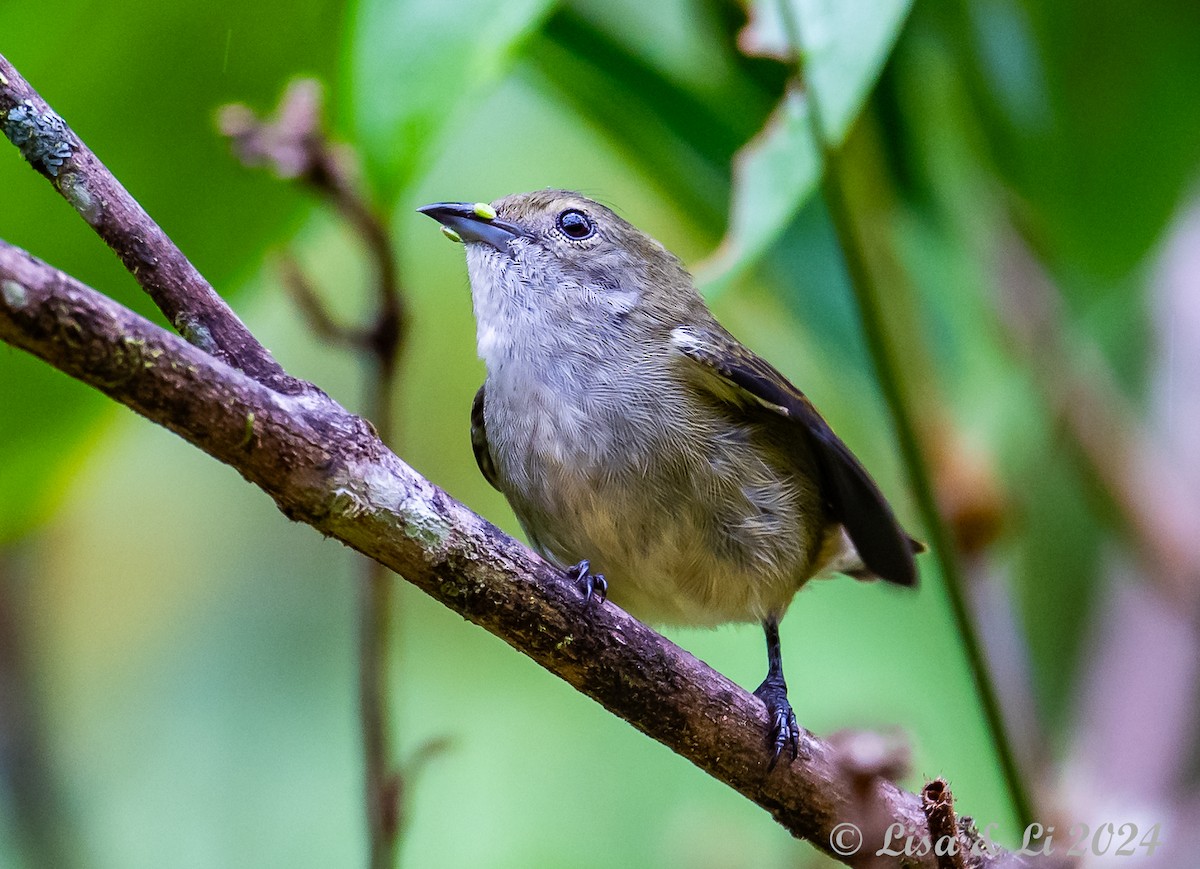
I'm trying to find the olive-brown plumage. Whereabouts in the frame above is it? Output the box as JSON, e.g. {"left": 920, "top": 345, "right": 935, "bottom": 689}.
{"left": 420, "top": 190, "right": 920, "bottom": 765}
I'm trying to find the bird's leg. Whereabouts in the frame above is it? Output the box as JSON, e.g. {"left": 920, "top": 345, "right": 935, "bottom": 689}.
{"left": 567, "top": 559, "right": 607, "bottom": 605}
{"left": 753, "top": 616, "right": 799, "bottom": 769}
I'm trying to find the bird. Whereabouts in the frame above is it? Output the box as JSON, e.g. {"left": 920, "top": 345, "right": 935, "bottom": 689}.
{"left": 419, "top": 190, "right": 920, "bottom": 767}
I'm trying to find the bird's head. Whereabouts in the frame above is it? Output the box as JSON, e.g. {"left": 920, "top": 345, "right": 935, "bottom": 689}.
{"left": 419, "top": 190, "right": 705, "bottom": 340}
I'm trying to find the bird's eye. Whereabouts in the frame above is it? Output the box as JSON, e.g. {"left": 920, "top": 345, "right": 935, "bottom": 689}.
{"left": 556, "top": 209, "right": 595, "bottom": 240}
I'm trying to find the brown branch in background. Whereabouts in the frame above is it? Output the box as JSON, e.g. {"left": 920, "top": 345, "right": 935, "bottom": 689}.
{"left": 219, "top": 80, "right": 417, "bottom": 868}
{"left": 828, "top": 729, "right": 912, "bottom": 869}
{"left": 275, "top": 254, "right": 369, "bottom": 348}
{"left": 397, "top": 734, "right": 454, "bottom": 821}
{"left": 0, "top": 239, "right": 1040, "bottom": 869}
{"left": 0, "top": 549, "right": 78, "bottom": 869}
{"left": 995, "top": 228, "right": 1200, "bottom": 611}
{"left": 218, "top": 79, "right": 409, "bottom": 382}
{"left": 921, "top": 779, "right": 966, "bottom": 869}
{"left": 0, "top": 54, "right": 297, "bottom": 393}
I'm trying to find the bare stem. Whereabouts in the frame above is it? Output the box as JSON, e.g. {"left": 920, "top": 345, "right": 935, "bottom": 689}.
{"left": 773, "top": 2, "right": 1036, "bottom": 830}
{"left": 218, "top": 79, "right": 412, "bottom": 866}
{"left": 276, "top": 254, "right": 369, "bottom": 348}
{"left": 921, "top": 779, "right": 967, "bottom": 869}
{"left": 818, "top": 134, "right": 1034, "bottom": 830}
{"left": 358, "top": 336, "right": 402, "bottom": 869}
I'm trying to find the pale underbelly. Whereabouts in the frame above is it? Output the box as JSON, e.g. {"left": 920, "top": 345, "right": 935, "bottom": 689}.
{"left": 510, "top": 471, "right": 815, "bottom": 627}
{"left": 487, "top": 379, "right": 825, "bottom": 625}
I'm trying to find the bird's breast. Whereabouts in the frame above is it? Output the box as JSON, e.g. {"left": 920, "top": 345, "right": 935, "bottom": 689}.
{"left": 480, "top": 355, "right": 824, "bottom": 626}
{"left": 484, "top": 351, "right": 669, "bottom": 481}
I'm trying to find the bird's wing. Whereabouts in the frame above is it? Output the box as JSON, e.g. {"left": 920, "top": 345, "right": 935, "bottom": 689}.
{"left": 471, "top": 384, "right": 502, "bottom": 492}
{"left": 671, "top": 325, "right": 918, "bottom": 587}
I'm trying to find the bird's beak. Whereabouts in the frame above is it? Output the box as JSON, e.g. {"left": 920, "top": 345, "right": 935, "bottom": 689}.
{"left": 417, "top": 201, "right": 529, "bottom": 253}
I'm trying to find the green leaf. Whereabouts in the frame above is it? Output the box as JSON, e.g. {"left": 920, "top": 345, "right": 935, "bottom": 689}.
{"left": 949, "top": 0, "right": 1200, "bottom": 284}
{"left": 740, "top": 0, "right": 914, "bottom": 139}
{"left": 701, "top": 0, "right": 914, "bottom": 291}
{"left": 346, "top": 0, "right": 559, "bottom": 202}
{"left": 795, "top": 0, "right": 914, "bottom": 140}
{"left": 697, "top": 84, "right": 817, "bottom": 294}
{"left": 524, "top": 4, "right": 784, "bottom": 232}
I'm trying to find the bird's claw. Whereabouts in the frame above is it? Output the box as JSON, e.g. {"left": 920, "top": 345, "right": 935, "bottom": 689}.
{"left": 568, "top": 559, "right": 607, "bottom": 605}
{"left": 754, "top": 677, "right": 800, "bottom": 770}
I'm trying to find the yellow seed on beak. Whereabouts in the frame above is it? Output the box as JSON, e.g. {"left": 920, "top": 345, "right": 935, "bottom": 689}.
{"left": 473, "top": 202, "right": 497, "bottom": 220}
{"left": 441, "top": 225, "right": 463, "bottom": 243}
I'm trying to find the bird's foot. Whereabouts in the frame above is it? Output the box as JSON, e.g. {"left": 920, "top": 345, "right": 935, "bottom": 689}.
{"left": 567, "top": 560, "right": 607, "bottom": 605}
{"left": 753, "top": 674, "right": 799, "bottom": 770}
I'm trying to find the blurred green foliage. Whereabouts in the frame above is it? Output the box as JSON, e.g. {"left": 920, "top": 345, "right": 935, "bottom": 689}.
{"left": 0, "top": 0, "right": 344, "bottom": 542}
{"left": 2, "top": 0, "right": 1198, "bottom": 867}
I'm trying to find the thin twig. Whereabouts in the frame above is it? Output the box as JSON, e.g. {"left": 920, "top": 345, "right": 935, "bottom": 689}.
{"left": 0, "top": 53, "right": 296, "bottom": 393}
{"left": 820, "top": 126, "right": 1036, "bottom": 832}
{"left": 306, "top": 143, "right": 408, "bottom": 374}
{"left": 772, "top": 2, "right": 1036, "bottom": 830}
{"left": 358, "top": 558, "right": 398, "bottom": 867}
{"left": 275, "top": 254, "right": 369, "bottom": 349}
{"left": 0, "top": 237, "right": 1035, "bottom": 868}
{"left": 218, "top": 80, "right": 409, "bottom": 379}
{"left": 921, "top": 779, "right": 967, "bottom": 869}
{"left": 395, "top": 735, "right": 453, "bottom": 839}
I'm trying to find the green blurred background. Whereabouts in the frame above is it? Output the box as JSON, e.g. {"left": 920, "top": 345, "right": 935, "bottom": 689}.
{"left": 2, "top": 0, "right": 1199, "bottom": 866}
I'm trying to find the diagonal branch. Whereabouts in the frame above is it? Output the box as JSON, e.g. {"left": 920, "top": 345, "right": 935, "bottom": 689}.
{"left": 0, "top": 53, "right": 298, "bottom": 393}
{"left": 0, "top": 238, "right": 1031, "bottom": 868}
